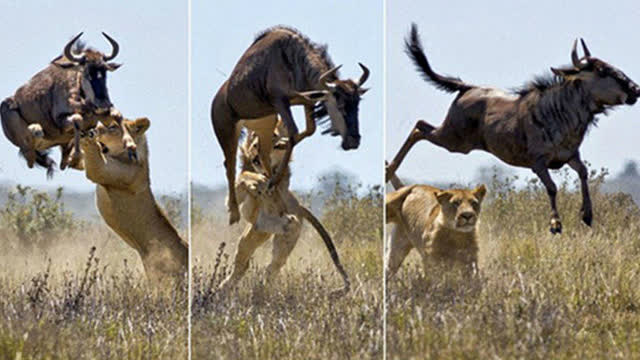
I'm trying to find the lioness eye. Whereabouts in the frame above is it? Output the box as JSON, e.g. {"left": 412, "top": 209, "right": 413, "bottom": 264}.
{"left": 252, "top": 158, "right": 260, "bottom": 165}
{"left": 452, "top": 199, "right": 461, "bottom": 206}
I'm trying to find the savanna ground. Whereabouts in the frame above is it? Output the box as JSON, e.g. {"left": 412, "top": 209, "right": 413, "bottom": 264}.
{"left": 191, "top": 177, "right": 383, "bottom": 359}
{"left": 387, "top": 168, "right": 640, "bottom": 359}
{"left": 0, "top": 186, "right": 188, "bottom": 359}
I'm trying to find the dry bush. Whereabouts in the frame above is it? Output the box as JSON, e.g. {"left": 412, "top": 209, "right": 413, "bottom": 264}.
{"left": 192, "top": 177, "right": 383, "bottom": 359}
{"left": 387, "top": 169, "right": 640, "bottom": 359}
{"left": 0, "top": 185, "right": 188, "bottom": 359}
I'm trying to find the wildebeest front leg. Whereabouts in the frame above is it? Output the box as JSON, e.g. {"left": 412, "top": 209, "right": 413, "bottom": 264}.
{"left": 532, "top": 161, "right": 562, "bottom": 234}
{"left": 293, "top": 105, "right": 316, "bottom": 144}
{"left": 568, "top": 154, "right": 592, "bottom": 226}
{"left": 67, "top": 113, "right": 84, "bottom": 169}
{"left": 270, "top": 99, "right": 299, "bottom": 188}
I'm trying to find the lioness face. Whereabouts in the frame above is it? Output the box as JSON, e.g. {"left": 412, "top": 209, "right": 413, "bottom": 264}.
{"left": 436, "top": 185, "right": 487, "bottom": 232}
{"left": 94, "top": 117, "right": 150, "bottom": 156}
{"left": 242, "top": 120, "right": 288, "bottom": 174}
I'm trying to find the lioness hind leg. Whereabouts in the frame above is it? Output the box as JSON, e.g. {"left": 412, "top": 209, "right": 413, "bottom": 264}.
{"left": 218, "top": 225, "right": 270, "bottom": 291}
{"left": 265, "top": 218, "right": 302, "bottom": 282}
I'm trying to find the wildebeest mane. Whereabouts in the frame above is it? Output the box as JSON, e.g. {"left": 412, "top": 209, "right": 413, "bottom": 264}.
{"left": 514, "top": 72, "right": 564, "bottom": 97}
{"left": 253, "top": 25, "right": 339, "bottom": 84}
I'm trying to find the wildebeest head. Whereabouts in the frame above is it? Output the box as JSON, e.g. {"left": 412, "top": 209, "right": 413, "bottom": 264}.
{"left": 551, "top": 39, "right": 640, "bottom": 107}
{"left": 318, "top": 63, "right": 369, "bottom": 150}
{"left": 55, "top": 32, "right": 122, "bottom": 112}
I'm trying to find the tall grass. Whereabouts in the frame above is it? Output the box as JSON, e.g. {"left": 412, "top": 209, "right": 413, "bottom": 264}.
{"left": 192, "top": 179, "right": 383, "bottom": 359}
{"left": 387, "top": 169, "right": 640, "bottom": 359}
{"left": 0, "top": 186, "right": 188, "bottom": 359}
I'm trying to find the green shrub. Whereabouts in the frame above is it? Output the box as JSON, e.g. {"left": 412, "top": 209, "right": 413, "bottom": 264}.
{"left": 0, "top": 185, "right": 77, "bottom": 248}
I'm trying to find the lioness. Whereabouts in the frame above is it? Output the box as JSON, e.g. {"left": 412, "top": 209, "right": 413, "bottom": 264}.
{"left": 385, "top": 178, "right": 486, "bottom": 278}
{"left": 80, "top": 117, "right": 187, "bottom": 283}
{"left": 219, "top": 117, "right": 350, "bottom": 295}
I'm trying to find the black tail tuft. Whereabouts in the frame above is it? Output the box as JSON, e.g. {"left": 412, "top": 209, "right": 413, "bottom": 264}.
{"left": 35, "top": 150, "right": 56, "bottom": 179}
{"left": 404, "top": 23, "right": 471, "bottom": 94}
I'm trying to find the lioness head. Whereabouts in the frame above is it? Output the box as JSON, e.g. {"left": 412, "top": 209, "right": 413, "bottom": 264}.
{"left": 436, "top": 185, "right": 487, "bottom": 232}
{"left": 93, "top": 117, "right": 150, "bottom": 157}
{"left": 240, "top": 120, "right": 289, "bottom": 175}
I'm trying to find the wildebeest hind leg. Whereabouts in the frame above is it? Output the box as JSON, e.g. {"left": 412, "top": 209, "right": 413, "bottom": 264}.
{"left": 212, "top": 102, "right": 241, "bottom": 224}
{"left": 386, "top": 120, "right": 439, "bottom": 182}
{"left": 568, "top": 155, "right": 592, "bottom": 226}
{"left": 532, "top": 162, "right": 562, "bottom": 234}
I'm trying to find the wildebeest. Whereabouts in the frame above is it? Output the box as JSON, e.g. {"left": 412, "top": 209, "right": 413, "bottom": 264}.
{"left": 212, "top": 26, "right": 369, "bottom": 224}
{"left": 0, "top": 32, "right": 135, "bottom": 177}
{"left": 386, "top": 24, "right": 640, "bottom": 234}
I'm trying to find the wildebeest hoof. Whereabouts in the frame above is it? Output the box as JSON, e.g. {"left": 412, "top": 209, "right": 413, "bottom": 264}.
{"left": 128, "top": 148, "right": 138, "bottom": 162}
{"left": 549, "top": 219, "right": 562, "bottom": 234}
{"left": 229, "top": 207, "right": 240, "bottom": 225}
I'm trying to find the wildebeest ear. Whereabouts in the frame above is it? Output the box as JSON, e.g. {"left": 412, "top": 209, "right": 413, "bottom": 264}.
{"left": 436, "top": 191, "right": 453, "bottom": 204}
{"left": 473, "top": 184, "right": 487, "bottom": 202}
{"left": 550, "top": 67, "right": 580, "bottom": 78}
{"left": 132, "top": 117, "right": 150, "bottom": 135}
{"left": 358, "top": 87, "right": 370, "bottom": 95}
{"left": 106, "top": 62, "right": 122, "bottom": 71}
{"left": 51, "top": 55, "right": 80, "bottom": 69}
{"left": 296, "top": 90, "right": 330, "bottom": 104}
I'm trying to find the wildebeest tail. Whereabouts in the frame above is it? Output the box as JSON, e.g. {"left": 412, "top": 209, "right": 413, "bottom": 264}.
{"left": 35, "top": 150, "right": 56, "bottom": 179}
{"left": 298, "top": 206, "right": 350, "bottom": 294}
{"left": 405, "top": 23, "right": 471, "bottom": 94}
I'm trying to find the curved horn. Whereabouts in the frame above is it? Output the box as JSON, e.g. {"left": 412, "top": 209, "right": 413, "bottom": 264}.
{"left": 102, "top": 32, "right": 120, "bottom": 61}
{"left": 580, "top": 38, "right": 591, "bottom": 58}
{"left": 64, "top": 32, "right": 85, "bottom": 63}
{"left": 571, "top": 39, "right": 582, "bottom": 68}
{"left": 319, "top": 65, "right": 342, "bottom": 89}
{"left": 356, "top": 63, "right": 370, "bottom": 87}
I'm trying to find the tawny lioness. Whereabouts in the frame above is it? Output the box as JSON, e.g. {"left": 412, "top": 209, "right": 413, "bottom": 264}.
{"left": 219, "top": 117, "right": 349, "bottom": 295}
{"left": 80, "top": 117, "right": 187, "bottom": 284}
{"left": 386, "top": 174, "right": 486, "bottom": 278}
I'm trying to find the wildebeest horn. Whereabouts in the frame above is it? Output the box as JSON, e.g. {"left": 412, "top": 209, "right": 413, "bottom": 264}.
{"left": 319, "top": 65, "right": 342, "bottom": 89}
{"left": 580, "top": 38, "right": 591, "bottom": 58}
{"left": 64, "top": 32, "right": 86, "bottom": 63}
{"left": 357, "top": 63, "right": 370, "bottom": 87}
{"left": 102, "top": 32, "right": 120, "bottom": 61}
{"left": 571, "top": 39, "right": 586, "bottom": 69}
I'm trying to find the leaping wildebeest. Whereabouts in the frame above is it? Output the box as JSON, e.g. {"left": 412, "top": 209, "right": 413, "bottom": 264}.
{"left": 387, "top": 24, "right": 640, "bottom": 234}
{"left": 212, "top": 26, "right": 370, "bottom": 224}
{"left": 0, "top": 32, "right": 135, "bottom": 177}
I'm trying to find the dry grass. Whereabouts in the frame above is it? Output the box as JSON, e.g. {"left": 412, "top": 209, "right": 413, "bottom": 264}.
{"left": 387, "top": 169, "right": 640, "bottom": 359}
{"left": 0, "top": 187, "right": 187, "bottom": 360}
{"left": 191, "top": 182, "right": 383, "bottom": 359}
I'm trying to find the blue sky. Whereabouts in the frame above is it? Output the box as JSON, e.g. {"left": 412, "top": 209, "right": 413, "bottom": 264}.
{"left": 0, "top": 0, "right": 187, "bottom": 194}
{"left": 387, "top": 0, "right": 640, "bottom": 185}
{"left": 191, "top": 0, "right": 383, "bottom": 190}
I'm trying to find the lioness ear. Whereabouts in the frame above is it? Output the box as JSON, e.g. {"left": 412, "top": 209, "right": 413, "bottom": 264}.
{"left": 132, "top": 117, "right": 150, "bottom": 135}
{"left": 436, "top": 191, "right": 453, "bottom": 204}
{"left": 473, "top": 184, "right": 487, "bottom": 202}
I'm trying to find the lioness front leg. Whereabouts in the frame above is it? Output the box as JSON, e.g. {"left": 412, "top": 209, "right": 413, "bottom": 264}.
{"left": 80, "top": 133, "right": 139, "bottom": 187}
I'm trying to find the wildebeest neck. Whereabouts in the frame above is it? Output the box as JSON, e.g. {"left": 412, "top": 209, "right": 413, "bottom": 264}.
{"left": 520, "top": 76, "right": 597, "bottom": 145}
